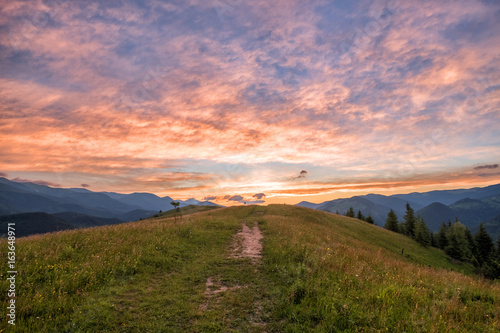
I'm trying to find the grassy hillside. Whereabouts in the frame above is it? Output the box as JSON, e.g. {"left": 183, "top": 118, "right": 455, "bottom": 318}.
{"left": 1, "top": 205, "right": 499, "bottom": 332}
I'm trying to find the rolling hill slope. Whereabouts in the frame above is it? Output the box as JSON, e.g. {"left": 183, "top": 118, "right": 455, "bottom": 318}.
{"left": 1, "top": 205, "right": 498, "bottom": 332}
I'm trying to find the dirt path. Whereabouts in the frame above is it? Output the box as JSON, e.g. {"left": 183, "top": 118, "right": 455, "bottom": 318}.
{"left": 200, "top": 221, "right": 266, "bottom": 320}
{"left": 230, "top": 221, "right": 264, "bottom": 263}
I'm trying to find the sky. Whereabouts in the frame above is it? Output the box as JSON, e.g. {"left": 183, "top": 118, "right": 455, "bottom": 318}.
{"left": 0, "top": 0, "right": 499, "bottom": 206}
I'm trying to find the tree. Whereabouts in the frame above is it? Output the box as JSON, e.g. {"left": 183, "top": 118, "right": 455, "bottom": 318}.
{"left": 403, "top": 203, "right": 417, "bottom": 238}
{"left": 345, "top": 207, "right": 355, "bottom": 218}
{"left": 365, "top": 215, "right": 375, "bottom": 224}
{"left": 475, "top": 223, "right": 494, "bottom": 265}
{"left": 170, "top": 201, "right": 181, "bottom": 222}
{"left": 357, "top": 210, "right": 365, "bottom": 221}
{"left": 464, "top": 228, "right": 478, "bottom": 265}
{"left": 436, "top": 222, "right": 449, "bottom": 249}
{"left": 445, "top": 222, "right": 474, "bottom": 261}
{"left": 384, "top": 209, "right": 399, "bottom": 232}
{"left": 415, "top": 215, "right": 431, "bottom": 247}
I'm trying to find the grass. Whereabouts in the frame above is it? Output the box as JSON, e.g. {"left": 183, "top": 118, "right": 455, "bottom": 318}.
{"left": 1, "top": 204, "right": 499, "bottom": 332}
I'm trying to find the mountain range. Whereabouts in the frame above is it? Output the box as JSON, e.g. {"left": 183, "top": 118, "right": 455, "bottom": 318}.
{"left": 0, "top": 177, "right": 221, "bottom": 236}
{"left": 296, "top": 183, "right": 500, "bottom": 238}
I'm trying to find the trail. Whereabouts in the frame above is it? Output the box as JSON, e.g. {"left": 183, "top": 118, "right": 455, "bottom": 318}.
{"left": 230, "top": 221, "right": 264, "bottom": 263}
{"left": 202, "top": 220, "right": 267, "bottom": 331}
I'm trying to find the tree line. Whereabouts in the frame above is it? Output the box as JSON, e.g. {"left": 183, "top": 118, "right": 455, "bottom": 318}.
{"left": 342, "top": 203, "right": 500, "bottom": 279}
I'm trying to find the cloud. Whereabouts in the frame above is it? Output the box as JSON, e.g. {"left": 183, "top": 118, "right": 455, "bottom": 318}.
{"left": 203, "top": 196, "right": 217, "bottom": 200}
{"left": 289, "top": 170, "right": 308, "bottom": 180}
{"left": 477, "top": 172, "right": 500, "bottom": 178}
{"left": 474, "top": 164, "right": 499, "bottom": 170}
{"left": 0, "top": 0, "right": 499, "bottom": 200}
{"left": 253, "top": 193, "right": 266, "bottom": 199}
{"left": 228, "top": 195, "right": 244, "bottom": 202}
{"left": 11, "top": 177, "right": 61, "bottom": 187}
{"left": 0, "top": 172, "right": 7, "bottom": 177}
{"left": 81, "top": 183, "right": 90, "bottom": 188}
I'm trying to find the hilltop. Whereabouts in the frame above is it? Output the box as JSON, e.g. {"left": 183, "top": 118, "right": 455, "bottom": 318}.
{"left": 1, "top": 205, "right": 499, "bottom": 332}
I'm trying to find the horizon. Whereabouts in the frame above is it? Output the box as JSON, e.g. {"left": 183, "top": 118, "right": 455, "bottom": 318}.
{"left": 1, "top": 0, "right": 500, "bottom": 206}
{"left": 3, "top": 176, "right": 499, "bottom": 206}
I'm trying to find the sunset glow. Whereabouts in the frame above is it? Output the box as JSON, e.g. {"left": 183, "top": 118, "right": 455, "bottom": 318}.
{"left": 1, "top": 0, "right": 499, "bottom": 205}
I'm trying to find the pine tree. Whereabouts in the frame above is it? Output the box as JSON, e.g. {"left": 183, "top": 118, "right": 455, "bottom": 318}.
{"left": 365, "top": 215, "right": 375, "bottom": 224}
{"left": 430, "top": 232, "right": 437, "bottom": 248}
{"left": 464, "top": 228, "right": 478, "bottom": 265}
{"left": 445, "top": 222, "right": 473, "bottom": 261}
{"left": 415, "top": 215, "right": 431, "bottom": 247}
{"left": 436, "top": 222, "right": 448, "bottom": 249}
{"left": 357, "top": 210, "right": 365, "bottom": 221}
{"left": 345, "top": 207, "right": 355, "bottom": 218}
{"left": 475, "top": 223, "right": 494, "bottom": 265}
{"left": 385, "top": 209, "right": 399, "bottom": 232}
{"left": 403, "top": 203, "right": 416, "bottom": 238}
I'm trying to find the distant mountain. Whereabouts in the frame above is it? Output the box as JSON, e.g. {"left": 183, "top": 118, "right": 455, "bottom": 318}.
{"left": 0, "top": 212, "right": 75, "bottom": 237}
{"left": 448, "top": 196, "right": 500, "bottom": 227}
{"left": 116, "top": 193, "right": 173, "bottom": 211}
{"left": 392, "top": 183, "right": 500, "bottom": 207}
{"left": 296, "top": 201, "right": 321, "bottom": 209}
{"left": 416, "top": 202, "right": 459, "bottom": 231}
{"left": 0, "top": 177, "right": 221, "bottom": 222}
{"left": 415, "top": 195, "right": 500, "bottom": 235}
{"left": 181, "top": 198, "right": 202, "bottom": 205}
{"left": 296, "top": 183, "right": 500, "bottom": 235}
{"left": 316, "top": 196, "right": 391, "bottom": 226}
{"left": 360, "top": 194, "right": 423, "bottom": 216}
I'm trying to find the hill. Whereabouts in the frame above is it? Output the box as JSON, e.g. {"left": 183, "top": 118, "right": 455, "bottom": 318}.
{"left": 1, "top": 205, "right": 498, "bottom": 332}
{"left": 417, "top": 202, "right": 459, "bottom": 231}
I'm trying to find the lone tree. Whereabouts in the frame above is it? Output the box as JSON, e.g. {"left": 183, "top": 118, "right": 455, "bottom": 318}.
{"left": 365, "top": 215, "right": 375, "bottom": 224}
{"left": 357, "top": 210, "right": 365, "bottom": 221}
{"left": 170, "top": 201, "right": 181, "bottom": 222}
{"left": 384, "top": 209, "right": 399, "bottom": 232}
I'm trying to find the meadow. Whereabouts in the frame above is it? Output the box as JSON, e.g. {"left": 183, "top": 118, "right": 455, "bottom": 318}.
{"left": 1, "top": 205, "right": 499, "bottom": 332}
